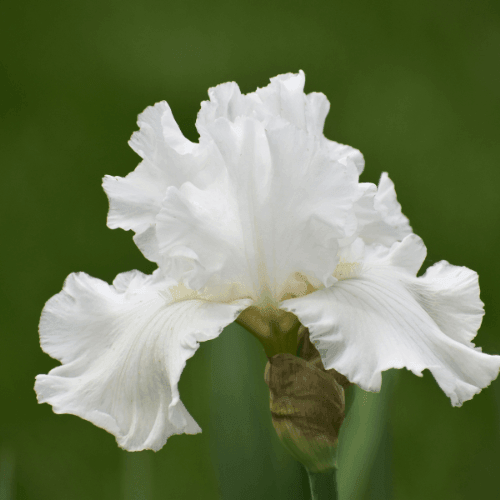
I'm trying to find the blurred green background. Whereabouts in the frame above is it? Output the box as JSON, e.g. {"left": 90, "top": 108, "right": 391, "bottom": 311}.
{"left": 1, "top": 0, "right": 499, "bottom": 498}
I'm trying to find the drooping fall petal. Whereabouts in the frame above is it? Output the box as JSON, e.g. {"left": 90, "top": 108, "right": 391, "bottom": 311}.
{"left": 283, "top": 235, "right": 500, "bottom": 406}
{"left": 35, "top": 270, "right": 250, "bottom": 450}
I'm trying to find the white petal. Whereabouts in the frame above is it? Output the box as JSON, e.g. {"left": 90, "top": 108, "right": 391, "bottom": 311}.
{"left": 323, "top": 139, "right": 365, "bottom": 175}
{"left": 364, "top": 233, "right": 427, "bottom": 275}
{"left": 156, "top": 116, "right": 361, "bottom": 297}
{"left": 104, "top": 102, "right": 192, "bottom": 233}
{"left": 353, "top": 173, "right": 412, "bottom": 246}
{"left": 129, "top": 101, "right": 196, "bottom": 158}
{"left": 196, "top": 70, "right": 360, "bottom": 145}
{"left": 103, "top": 101, "right": 224, "bottom": 263}
{"left": 254, "top": 71, "right": 308, "bottom": 130}
{"left": 282, "top": 237, "right": 500, "bottom": 406}
{"left": 375, "top": 173, "right": 411, "bottom": 230}
{"left": 35, "top": 270, "right": 250, "bottom": 451}
{"left": 196, "top": 81, "right": 257, "bottom": 130}
{"left": 304, "top": 92, "right": 330, "bottom": 136}
{"left": 412, "top": 260, "right": 485, "bottom": 346}
{"left": 105, "top": 72, "right": 366, "bottom": 289}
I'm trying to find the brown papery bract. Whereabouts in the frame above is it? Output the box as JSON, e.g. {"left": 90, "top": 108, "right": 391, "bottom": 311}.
{"left": 264, "top": 351, "right": 345, "bottom": 472}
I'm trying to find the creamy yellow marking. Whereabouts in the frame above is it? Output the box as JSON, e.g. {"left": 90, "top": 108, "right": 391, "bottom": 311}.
{"left": 332, "top": 261, "right": 360, "bottom": 281}
{"left": 235, "top": 272, "right": 320, "bottom": 357}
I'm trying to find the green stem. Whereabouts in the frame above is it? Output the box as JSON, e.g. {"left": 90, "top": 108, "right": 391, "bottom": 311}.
{"left": 344, "top": 383, "right": 356, "bottom": 416}
{"left": 306, "top": 468, "right": 338, "bottom": 500}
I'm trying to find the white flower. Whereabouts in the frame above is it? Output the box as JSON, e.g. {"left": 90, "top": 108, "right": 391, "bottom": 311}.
{"left": 35, "top": 71, "right": 500, "bottom": 452}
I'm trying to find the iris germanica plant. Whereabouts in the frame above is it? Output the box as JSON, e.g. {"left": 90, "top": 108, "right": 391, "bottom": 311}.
{"left": 36, "top": 72, "right": 500, "bottom": 469}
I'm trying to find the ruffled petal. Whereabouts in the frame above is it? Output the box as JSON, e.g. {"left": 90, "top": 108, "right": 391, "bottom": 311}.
{"left": 304, "top": 91, "right": 330, "bottom": 137}
{"left": 254, "top": 71, "right": 309, "bottom": 131}
{"left": 323, "top": 139, "right": 365, "bottom": 175}
{"left": 35, "top": 270, "right": 250, "bottom": 451}
{"left": 364, "top": 233, "right": 427, "bottom": 275}
{"left": 197, "top": 72, "right": 315, "bottom": 133}
{"left": 105, "top": 72, "right": 365, "bottom": 293}
{"left": 103, "top": 101, "right": 224, "bottom": 263}
{"left": 197, "top": 70, "right": 364, "bottom": 169}
{"left": 375, "top": 172, "right": 412, "bottom": 232}
{"left": 195, "top": 81, "right": 257, "bottom": 130}
{"left": 411, "top": 260, "right": 485, "bottom": 346}
{"left": 282, "top": 236, "right": 500, "bottom": 406}
{"left": 255, "top": 72, "right": 365, "bottom": 172}
{"left": 354, "top": 172, "right": 412, "bottom": 246}
{"left": 156, "top": 115, "right": 361, "bottom": 297}
{"left": 103, "top": 102, "right": 192, "bottom": 233}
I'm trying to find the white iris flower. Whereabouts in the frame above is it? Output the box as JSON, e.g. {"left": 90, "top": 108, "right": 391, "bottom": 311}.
{"left": 35, "top": 71, "right": 500, "bottom": 452}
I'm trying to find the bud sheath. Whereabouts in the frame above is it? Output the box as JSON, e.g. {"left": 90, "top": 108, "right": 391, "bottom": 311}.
{"left": 264, "top": 353, "right": 345, "bottom": 473}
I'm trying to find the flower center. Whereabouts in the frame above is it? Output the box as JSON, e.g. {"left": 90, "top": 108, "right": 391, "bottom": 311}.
{"left": 236, "top": 297, "right": 301, "bottom": 358}
{"left": 332, "top": 261, "right": 360, "bottom": 281}
{"left": 235, "top": 272, "right": 319, "bottom": 357}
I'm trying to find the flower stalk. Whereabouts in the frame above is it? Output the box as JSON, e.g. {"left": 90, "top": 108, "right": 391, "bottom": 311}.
{"left": 307, "top": 468, "right": 338, "bottom": 500}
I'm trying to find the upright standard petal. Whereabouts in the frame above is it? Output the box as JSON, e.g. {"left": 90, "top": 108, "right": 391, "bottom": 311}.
{"left": 103, "top": 101, "right": 223, "bottom": 263}
{"left": 197, "top": 71, "right": 319, "bottom": 135}
{"left": 196, "top": 71, "right": 364, "bottom": 171}
{"left": 35, "top": 270, "right": 250, "bottom": 451}
{"left": 104, "top": 102, "right": 194, "bottom": 235}
{"left": 282, "top": 235, "right": 500, "bottom": 406}
{"left": 156, "top": 116, "right": 361, "bottom": 297}
{"left": 104, "top": 72, "right": 366, "bottom": 298}
{"left": 351, "top": 173, "right": 412, "bottom": 247}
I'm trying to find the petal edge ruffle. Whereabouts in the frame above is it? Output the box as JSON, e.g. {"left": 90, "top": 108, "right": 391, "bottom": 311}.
{"left": 282, "top": 262, "right": 499, "bottom": 406}
{"left": 35, "top": 270, "right": 251, "bottom": 451}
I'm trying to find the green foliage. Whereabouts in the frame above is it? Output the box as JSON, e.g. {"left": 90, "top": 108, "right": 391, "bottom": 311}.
{"left": 1, "top": 0, "right": 500, "bottom": 498}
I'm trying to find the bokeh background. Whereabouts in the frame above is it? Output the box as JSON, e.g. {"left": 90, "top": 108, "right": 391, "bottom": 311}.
{"left": 1, "top": 0, "right": 499, "bottom": 498}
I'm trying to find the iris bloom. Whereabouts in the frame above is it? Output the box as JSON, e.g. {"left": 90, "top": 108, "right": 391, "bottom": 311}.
{"left": 36, "top": 71, "right": 500, "bottom": 451}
